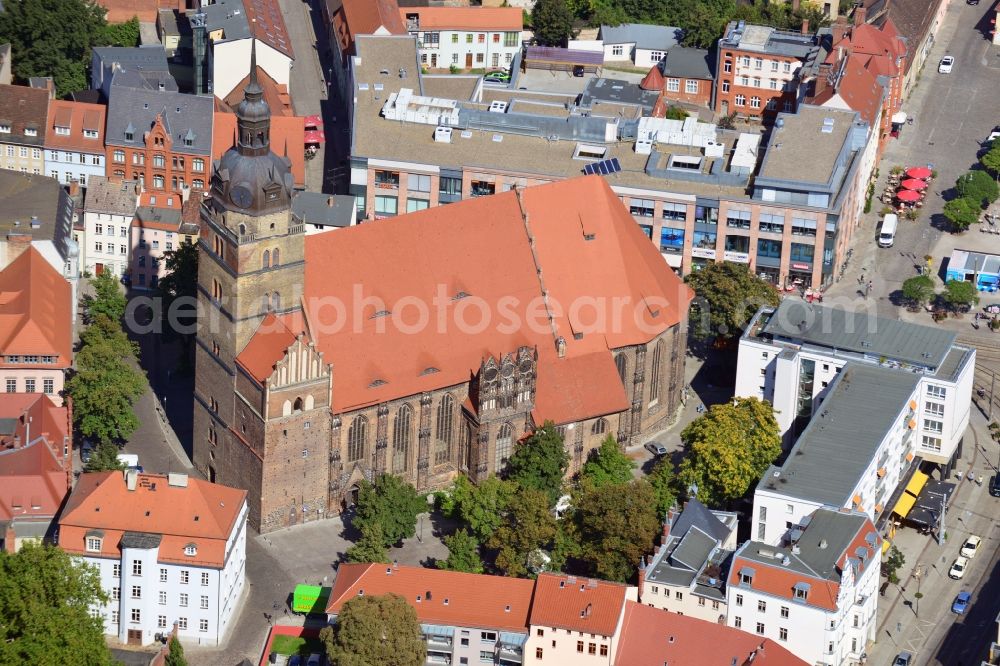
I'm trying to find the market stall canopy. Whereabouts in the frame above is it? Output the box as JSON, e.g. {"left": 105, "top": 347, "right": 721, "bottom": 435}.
{"left": 892, "top": 111, "right": 908, "bottom": 124}
{"left": 896, "top": 189, "right": 921, "bottom": 202}
{"left": 304, "top": 114, "right": 324, "bottom": 129}
{"left": 906, "top": 166, "right": 932, "bottom": 179}
{"left": 304, "top": 129, "right": 326, "bottom": 144}
{"left": 900, "top": 178, "right": 927, "bottom": 191}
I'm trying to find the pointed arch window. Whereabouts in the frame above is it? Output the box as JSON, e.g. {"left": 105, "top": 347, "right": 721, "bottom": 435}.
{"left": 392, "top": 405, "right": 412, "bottom": 473}
{"left": 262, "top": 249, "right": 270, "bottom": 269}
{"left": 435, "top": 395, "right": 454, "bottom": 465}
{"left": 271, "top": 292, "right": 280, "bottom": 312}
{"left": 272, "top": 247, "right": 280, "bottom": 266}
{"left": 649, "top": 340, "right": 664, "bottom": 403}
{"left": 615, "top": 353, "right": 627, "bottom": 388}
{"left": 347, "top": 416, "right": 367, "bottom": 463}
{"left": 591, "top": 418, "right": 608, "bottom": 436}
{"left": 495, "top": 422, "right": 513, "bottom": 471}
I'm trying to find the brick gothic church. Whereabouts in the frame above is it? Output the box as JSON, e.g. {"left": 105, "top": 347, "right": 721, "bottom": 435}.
{"left": 193, "top": 45, "right": 693, "bottom": 533}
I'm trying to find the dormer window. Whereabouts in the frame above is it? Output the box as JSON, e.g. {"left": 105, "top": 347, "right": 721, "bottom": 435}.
{"left": 0, "top": 124, "right": 10, "bottom": 133}
{"left": 24, "top": 127, "right": 37, "bottom": 137}
{"left": 793, "top": 583, "right": 810, "bottom": 601}
{"left": 86, "top": 535, "right": 103, "bottom": 552}
{"left": 54, "top": 125, "right": 71, "bottom": 136}
{"left": 184, "top": 544, "right": 197, "bottom": 557}
{"left": 125, "top": 131, "right": 134, "bottom": 141}
{"left": 738, "top": 567, "right": 755, "bottom": 586}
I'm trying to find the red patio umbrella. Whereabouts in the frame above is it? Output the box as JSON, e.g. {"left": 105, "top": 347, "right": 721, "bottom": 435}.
{"left": 906, "top": 166, "right": 932, "bottom": 179}
{"left": 304, "top": 129, "right": 326, "bottom": 144}
{"left": 304, "top": 114, "right": 324, "bottom": 129}
{"left": 900, "top": 178, "right": 927, "bottom": 190}
{"left": 896, "top": 189, "right": 920, "bottom": 202}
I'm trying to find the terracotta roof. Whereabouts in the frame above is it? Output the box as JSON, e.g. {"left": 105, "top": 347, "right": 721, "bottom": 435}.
{"left": 0, "top": 84, "right": 50, "bottom": 148}
{"left": 327, "top": 562, "right": 535, "bottom": 632}
{"left": 532, "top": 351, "right": 628, "bottom": 426}
{"left": 212, "top": 112, "right": 306, "bottom": 188}
{"left": 93, "top": 0, "right": 164, "bottom": 23}
{"left": 0, "top": 247, "right": 73, "bottom": 368}
{"left": 236, "top": 313, "right": 298, "bottom": 382}
{"left": 239, "top": 177, "right": 692, "bottom": 420}
{"left": 328, "top": 0, "right": 407, "bottom": 55}
{"left": 614, "top": 601, "right": 808, "bottom": 666}
{"left": 829, "top": 54, "right": 884, "bottom": 126}
{"left": 44, "top": 100, "right": 106, "bottom": 154}
{"left": 848, "top": 21, "right": 906, "bottom": 61}
{"left": 639, "top": 65, "right": 665, "bottom": 91}
{"left": 221, "top": 66, "right": 294, "bottom": 116}
{"left": 0, "top": 392, "right": 70, "bottom": 453}
{"left": 878, "top": 0, "right": 942, "bottom": 74}
{"left": 59, "top": 471, "right": 247, "bottom": 568}
{"left": 529, "top": 573, "right": 630, "bottom": 637}
{"left": 729, "top": 554, "right": 840, "bottom": 612}
{"left": 398, "top": 6, "right": 523, "bottom": 31}
{"left": 246, "top": 0, "right": 295, "bottom": 59}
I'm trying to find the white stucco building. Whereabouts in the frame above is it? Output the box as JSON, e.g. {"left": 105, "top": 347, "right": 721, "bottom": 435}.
{"left": 726, "top": 508, "right": 880, "bottom": 666}
{"left": 400, "top": 6, "right": 524, "bottom": 71}
{"left": 201, "top": 0, "right": 294, "bottom": 98}
{"left": 596, "top": 23, "right": 682, "bottom": 69}
{"left": 82, "top": 176, "right": 139, "bottom": 277}
{"left": 58, "top": 470, "right": 248, "bottom": 647}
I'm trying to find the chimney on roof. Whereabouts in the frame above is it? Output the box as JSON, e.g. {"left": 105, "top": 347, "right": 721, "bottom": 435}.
{"left": 801, "top": 18, "right": 810, "bottom": 35}
{"left": 637, "top": 558, "right": 646, "bottom": 598}
{"left": 854, "top": 6, "right": 867, "bottom": 26}
{"left": 125, "top": 468, "right": 138, "bottom": 491}
{"left": 555, "top": 336, "right": 566, "bottom": 358}
{"left": 832, "top": 16, "right": 849, "bottom": 45}
{"left": 327, "top": 196, "right": 335, "bottom": 207}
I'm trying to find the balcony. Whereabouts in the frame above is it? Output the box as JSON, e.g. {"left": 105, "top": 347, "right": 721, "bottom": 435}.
{"left": 374, "top": 171, "right": 400, "bottom": 191}
{"left": 470, "top": 182, "right": 495, "bottom": 198}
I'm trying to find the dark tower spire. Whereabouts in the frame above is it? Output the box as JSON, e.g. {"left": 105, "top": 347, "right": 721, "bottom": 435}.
{"left": 235, "top": 31, "right": 270, "bottom": 157}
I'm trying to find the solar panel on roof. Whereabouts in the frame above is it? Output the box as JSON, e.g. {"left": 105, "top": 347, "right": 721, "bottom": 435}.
{"left": 582, "top": 158, "right": 621, "bottom": 176}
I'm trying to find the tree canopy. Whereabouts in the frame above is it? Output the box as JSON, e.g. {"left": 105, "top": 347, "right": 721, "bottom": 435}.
{"left": 86, "top": 272, "right": 127, "bottom": 323}
{"left": 646, "top": 456, "right": 677, "bottom": 521}
{"left": 85, "top": 441, "right": 126, "bottom": 472}
{"left": 943, "top": 197, "right": 981, "bottom": 231}
{"left": 437, "top": 529, "right": 484, "bottom": 574}
{"left": 505, "top": 421, "right": 569, "bottom": 507}
{"left": 156, "top": 241, "right": 199, "bottom": 338}
{"left": 164, "top": 636, "right": 187, "bottom": 666}
{"left": 441, "top": 475, "right": 516, "bottom": 544}
{"left": 0, "top": 542, "right": 113, "bottom": 665}
{"left": 955, "top": 170, "right": 999, "bottom": 209}
{"left": 579, "top": 436, "right": 635, "bottom": 489}
{"left": 568, "top": 479, "right": 660, "bottom": 582}
{"left": 981, "top": 143, "right": 1000, "bottom": 176}
{"left": 352, "top": 475, "right": 425, "bottom": 548}
{"left": 0, "top": 0, "right": 138, "bottom": 97}
{"left": 942, "top": 279, "right": 979, "bottom": 310}
{"left": 531, "top": 0, "right": 575, "bottom": 47}
{"left": 320, "top": 594, "right": 426, "bottom": 666}
{"left": 345, "top": 522, "right": 390, "bottom": 564}
{"left": 901, "top": 275, "right": 935, "bottom": 309}
{"left": 488, "top": 487, "right": 557, "bottom": 577}
{"left": 685, "top": 262, "right": 781, "bottom": 339}
{"left": 677, "top": 397, "right": 781, "bottom": 506}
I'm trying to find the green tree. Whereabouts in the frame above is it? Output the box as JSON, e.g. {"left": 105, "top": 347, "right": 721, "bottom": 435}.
{"left": 488, "top": 488, "right": 557, "bottom": 577}
{"left": 157, "top": 241, "right": 199, "bottom": 335}
{"left": 85, "top": 441, "right": 126, "bottom": 472}
{"left": 955, "top": 171, "right": 999, "bottom": 208}
{"left": 86, "top": 271, "right": 127, "bottom": 323}
{"left": 531, "top": 0, "right": 575, "bottom": 46}
{"left": 320, "top": 593, "right": 426, "bottom": 666}
{"left": 437, "top": 529, "right": 484, "bottom": 574}
{"left": 0, "top": 542, "right": 113, "bottom": 665}
{"left": 345, "top": 522, "right": 390, "bottom": 564}
{"left": 505, "top": 421, "right": 568, "bottom": 507}
{"left": 901, "top": 275, "right": 935, "bottom": 309}
{"left": 684, "top": 262, "right": 781, "bottom": 339}
{"left": 0, "top": 0, "right": 110, "bottom": 97}
{"left": 444, "top": 475, "right": 516, "bottom": 544}
{"left": 664, "top": 106, "right": 689, "bottom": 120}
{"left": 164, "top": 636, "right": 187, "bottom": 666}
{"left": 352, "top": 475, "right": 425, "bottom": 548}
{"left": 981, "top": 143, "right": 1000, "bottom": 176}
{"left": 569, "top": 480, "right": 659, "bottom": 582}
{"left": 101, "top": 16, "right": 139, "bottom": 47}
{"left": 943, "top": 197, "right": 981, "bottom": 231}
{"left": 942, "top": 279, "right": 979, "bottom": 310}
{"left": 647, "top": 456, "right": 677, "bottom": 520}
{"left": 579, "top": 436, "right": 634, "bottom": 489}
{"left": 882, "top": 544, "right": 905, "bottom": 584}
{"left": 676, "top": 397, "right": 781, "bottom": 506}
{"left": 65, "top": 333, "right": 147, "bottom": 444}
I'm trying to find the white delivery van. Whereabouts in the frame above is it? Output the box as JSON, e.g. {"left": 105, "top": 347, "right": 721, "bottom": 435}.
{"left": 878, "top": 213, "right": 898, "bottom": 247}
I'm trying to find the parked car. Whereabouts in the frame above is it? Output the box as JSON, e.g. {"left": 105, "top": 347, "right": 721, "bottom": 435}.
{"left": 990, "top": 474, "right": 1000, "bottom": 497}
{"left": 968, "top": 0, "right": 980, "bottom": 5}
{"left": 484, "top": 70, "right": 511, "bottom": 83}
{"left": 892, "top": 653, "right": 912, "bottom": 666}
{"left": 644, "top": 442, "right": 668, "bottom": 456}
{"left": 952, "top": 590, "right": 972, "bottom": 614}
{"left": 938, "top": 55, "right": 955, "bottom": 73}
{"left": 949, "top": 555, "right": 969, "bottom": 579}
{"left": 306, "top": 654, "right": 322, "bottom": 666}
{"left": 960, "top": 535, "right": 982, "bottom": 558}
{"left": 572, "top": 65, "right": 585, "bottom": 77}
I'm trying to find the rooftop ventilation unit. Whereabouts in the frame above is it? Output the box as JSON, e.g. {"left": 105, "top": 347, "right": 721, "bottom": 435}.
{"left": 434, "top": 126, "right": 452, "bottom": 143}
{"left": 489, "top": 101, "right": 507, "bottom": 113}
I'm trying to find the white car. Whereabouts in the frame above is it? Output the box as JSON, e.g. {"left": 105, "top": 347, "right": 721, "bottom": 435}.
{"left": 960, "top": 535, "right": 982, "bottom": 558}
{"left": 949, "top": 555, "right": 969, "bottom": 579}
{"left": 938, "top": 56, "right": 954, "bottom": 73}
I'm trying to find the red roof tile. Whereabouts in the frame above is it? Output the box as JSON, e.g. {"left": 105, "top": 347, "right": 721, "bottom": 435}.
{"left": 221, "top": 66, "right": 294, "bottom": 117}
{"left": 529, "top": 573, "right": 630, "bottom": 637}
{"left": 327, "top": 562, "right": 535, "bottom": 632}
{"left": 238, "top": 177, "right": 692, "bottom": 422}
{"left": 246, "top": 0, "right": 295, "bottom": 59}
{"left": 59, "top": 471, "right": 247, "bottom": 568}
{"left": 45, "top": 100, "right": 106, "bottom": 153}
{"left": 398, "top": 7, "right": 523, "bottom": 31}
{"left": 236, "top": 313, "right": 298, "bottom": 382}
{"left": 0, "top": 247, "right": 73, "bottom": 368}
{"left": 640, "top": 65, "right": 665, "bottom": 91}
{"left": 729, "top": 555, "right": 840, "bottom": 612}
{"left": 328, "top": 0, "right": 407, "bottom": 55}
{"left": 830, "top": 55, "right": 884, "bottom": 125}
{"left": 0, "top": 84, "right": 50, "bottom": 148}
{"left": 614, "top": 601, "right": 808, "bottom": 666}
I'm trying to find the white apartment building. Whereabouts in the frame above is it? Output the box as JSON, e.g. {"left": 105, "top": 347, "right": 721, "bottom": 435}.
{"left": 44, "top": 100, "right": 107, "bottom": 188}
{"left": 726, "top": 508, "right": 880, "bottom": 666}
{"left": 596, "top": 24, "right": 682, "bottom": 69}
{"left": 736, "top": 300, "right": 974, "bottom": 467}
{"left": 82, "top": 176, "right": 139, "bottom": 277}
{"left": 400, "top": 7, "right": 524, "bottom": 70}
{"left": 59, "top": 470, "right": 248, "bottom": 647}
{"left": 638, "top": 498, "right": 738, "bottom": 623}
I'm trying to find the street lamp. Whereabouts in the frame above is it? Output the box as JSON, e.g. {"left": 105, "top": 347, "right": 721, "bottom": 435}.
{"left": 912, "top": 564, "right": 926, "bottom": 617}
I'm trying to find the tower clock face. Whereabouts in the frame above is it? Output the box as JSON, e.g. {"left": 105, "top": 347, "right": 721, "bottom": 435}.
{"left": 230, "top": 186, "right": 253, "bottom": 208}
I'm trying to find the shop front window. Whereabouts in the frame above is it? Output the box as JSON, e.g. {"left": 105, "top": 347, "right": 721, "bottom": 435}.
{"left": 693, "top": 230, "right": 716, "bottom": 248}
{"left": 725, "top": 235, "right": 750, "bottom": 253}
{"left": 757, "top": 238, "right": 782, "bottom": 258}
{"left": 790, "top": 243, "right": 814, "bottom": 263}
{"left": 660, "top": 228, "right": 685, "bottom": 253}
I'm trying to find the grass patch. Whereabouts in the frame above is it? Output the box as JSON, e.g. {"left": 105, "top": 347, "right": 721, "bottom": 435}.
{"left": 270, "top": 635, "right": 325, "bottom": 657}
